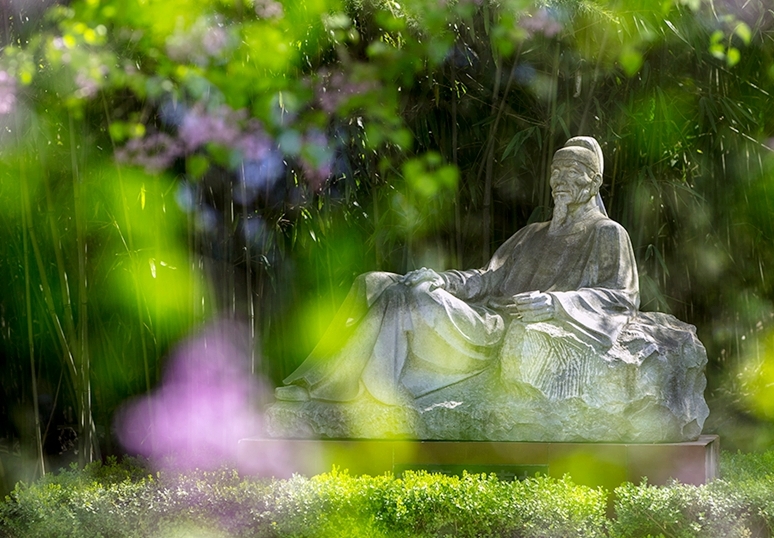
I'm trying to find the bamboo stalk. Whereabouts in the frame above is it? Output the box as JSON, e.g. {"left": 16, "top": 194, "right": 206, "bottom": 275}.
{"left": 69, "top": 112, "right": 96, "bottom": 465}
{"left": 19, "top": 153, "right": 46, "bottom": 479}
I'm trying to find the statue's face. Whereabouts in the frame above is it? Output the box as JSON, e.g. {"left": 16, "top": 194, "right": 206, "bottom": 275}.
{"left": 549, "top": 160, "right": 597, "bottom": 206}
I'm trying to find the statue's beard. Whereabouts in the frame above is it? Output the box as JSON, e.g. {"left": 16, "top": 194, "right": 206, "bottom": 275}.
{"left": 552, "top": 200, "right": 568, "bottom": 224}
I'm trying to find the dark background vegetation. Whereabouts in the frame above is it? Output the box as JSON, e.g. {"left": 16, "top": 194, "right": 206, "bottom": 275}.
{"left": 2, "top": 0, "right": 774, "bottom": 493}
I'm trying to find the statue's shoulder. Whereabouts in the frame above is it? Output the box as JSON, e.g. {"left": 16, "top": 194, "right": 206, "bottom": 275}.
{"left": 521, "top": 220, "right": 550, "bottom": 234}
{"left": 589, "top": 216, "right": 635, "bottom": 250}
{"left": 507, "top": 220, "right": 549, "bottom": 243}
{"left": 591, "top": 215, "right": 630, "bottom": 235}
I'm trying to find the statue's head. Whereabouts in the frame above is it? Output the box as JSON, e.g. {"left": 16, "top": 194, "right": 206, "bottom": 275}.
{"left": 550, "top": 136, "right": 605, "bottom": 213}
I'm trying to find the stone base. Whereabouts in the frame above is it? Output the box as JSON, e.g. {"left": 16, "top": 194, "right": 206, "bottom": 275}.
{"left": 237, "top": 434, "right": 719, "bottom": 489}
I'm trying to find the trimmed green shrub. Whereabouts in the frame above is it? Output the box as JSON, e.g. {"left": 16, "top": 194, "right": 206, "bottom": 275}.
{"left": 5, "top": 450, "right": 774, "bottom": 538}
{"left": 611, "top": 480, "right": 755, "bottom": 538}
{"left": 609, "top": 449, "right": 774, "bottom": 538}
{"left": 0, "top": 459, "right": 607, "bottom": 538}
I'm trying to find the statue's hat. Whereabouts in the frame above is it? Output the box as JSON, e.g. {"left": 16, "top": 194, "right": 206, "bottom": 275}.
{"left": 552, "top": 136, "right": 608, "bottom": 217}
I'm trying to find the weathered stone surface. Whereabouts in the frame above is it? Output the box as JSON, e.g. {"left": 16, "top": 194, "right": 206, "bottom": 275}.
{"left": 266, "top": 312, "right": 708, "bottom": 442}
{"left": 267, "top": 395, "right": 417, "bottom": 439}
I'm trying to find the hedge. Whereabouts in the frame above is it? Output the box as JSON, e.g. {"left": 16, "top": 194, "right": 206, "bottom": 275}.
{"left": 1, "top": 451, "right": 773, "bottom": 537}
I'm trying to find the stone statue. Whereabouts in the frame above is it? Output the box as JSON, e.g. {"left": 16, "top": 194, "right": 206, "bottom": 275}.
{"left": 267, "top": 136, "right": 709, "bottom": 442}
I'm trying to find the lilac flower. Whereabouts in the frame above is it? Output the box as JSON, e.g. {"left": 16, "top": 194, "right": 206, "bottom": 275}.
{"left": 0, "top": 71, "right": 17, "bottom": 115}
{"left": 178, "top": 104, "right": 245, "bottom": 151}
{"left": 255, "top": 0, "right": 284, "bottom": 19}
{"left": 236, "top": 150, "right": 285, "bottom": 204}
{"left": 72, "top": 62, "right": 109, "bottom": 100}
{"left": 315, "top": 68, "right": 378, "bottom": 114}
{"left": 300, "top": 129, "right": 334, "bottom": 191}
{"left": 115, "top": 133, "right": 183, "bottom": 172}
{"left": 236, "top": 125, "right": 273, "bottom": 161}
{"left": 117, "top": 102, "right": 278, "bottom": 179}
{"left": 115, "top": 320, "right": 295, "bottom": 473}
{"left": 166, "top": 16, "right": 234, "bottom": 66}
{"left": 519, "top": 7, "right": 563, "bottom": 38}
{"left": 714, "top": 0, "right": 772, "bottom": 29}
{"left": 202, "top": 26, "right": 229, "bottom": 57}
{"left": 74, "top": 71, "right": 99, "bottom": 99}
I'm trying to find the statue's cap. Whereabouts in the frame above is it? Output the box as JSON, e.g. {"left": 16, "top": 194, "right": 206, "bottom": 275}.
{"left": 552, "top": 136, "right": 603, "bottom": 176}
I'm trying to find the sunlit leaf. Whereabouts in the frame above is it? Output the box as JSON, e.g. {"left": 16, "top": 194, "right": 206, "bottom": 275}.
{"left": 734, "top": 22, "right": 752, "bottom": 46}
{"left": 726, "top": 47, "right": 741, "bottom": 66}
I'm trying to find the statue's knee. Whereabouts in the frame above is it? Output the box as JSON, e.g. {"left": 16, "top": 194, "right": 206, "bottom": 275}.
{"left": 358, "top": 271, "right": 395, "bottom": 288}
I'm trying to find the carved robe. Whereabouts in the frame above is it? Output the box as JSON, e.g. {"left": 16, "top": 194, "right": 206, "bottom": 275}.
{"left": 284, "top": 208, "right": 639, "bottom": 405}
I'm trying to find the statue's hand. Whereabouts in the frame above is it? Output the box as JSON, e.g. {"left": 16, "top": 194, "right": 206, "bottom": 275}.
{"left": 401, "top": 267, "right": 444, "bottom": 290}
{"left": 514, "top": 291, "right": 554, "bottom": 322}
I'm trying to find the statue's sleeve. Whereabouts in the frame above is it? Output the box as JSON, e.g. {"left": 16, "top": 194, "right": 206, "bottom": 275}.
{"left": 548, "top": 222, "right": 639, "bottom": 348}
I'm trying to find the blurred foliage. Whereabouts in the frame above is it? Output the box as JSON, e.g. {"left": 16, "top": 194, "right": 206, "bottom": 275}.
{"left": 2, "top": 0, "right": 774, "bottom": 483}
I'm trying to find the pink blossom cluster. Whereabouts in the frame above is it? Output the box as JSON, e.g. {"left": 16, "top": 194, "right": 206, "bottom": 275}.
{"left": 74, "top": 65, "right": 109, "bottom": 99}
{"left": 0, "top": 71, "right": 16, "bottom": 115}
{"left": 117, "top": 101, "right": 337, "bottom": 195}
{"left": 166, "top": 16, "right": 234, "bottom": 66}
{"left": 177, "top": 104, "right": 246, "bottom": 151}
{"left": 115, "top": 320, "right": 295, "bottom": 473}
{"left": 519, "top": 7, "right": 563, "bottom": 38}
{"left": 315, "top": 68, "right": 378, "bottom": 114}
{"left": 177, "top": 104, "right": 277, "bottom": 163}
{"left": 254, "top": 0, "right": 284, "bottom": 19}
{"left": 714, "top": 0, "right": 772, "bottom": 28}
{"left": 300, "top": 129, "right": 334, "bottom": 191}
{"left": 117, "top": 103, "right": 275, "bottom": 172}
{"left": 115, "top": 133, "right": 183, "bottom": 172}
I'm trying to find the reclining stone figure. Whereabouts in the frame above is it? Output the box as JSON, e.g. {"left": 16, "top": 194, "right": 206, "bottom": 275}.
{"left": 268, "top": 136, "right": 709, "bottom": 442}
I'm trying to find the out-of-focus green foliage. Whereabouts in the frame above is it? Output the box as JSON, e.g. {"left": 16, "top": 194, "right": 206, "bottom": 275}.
{"left": 2, "top": 0, "right": 774, "bottom": 483}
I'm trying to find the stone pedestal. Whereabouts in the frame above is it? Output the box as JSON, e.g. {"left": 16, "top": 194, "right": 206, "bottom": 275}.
{"left": 237, "top": 434, "right": 718, "bottom": 489}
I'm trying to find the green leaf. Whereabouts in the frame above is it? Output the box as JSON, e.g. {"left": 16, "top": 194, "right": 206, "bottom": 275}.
{"left": 734, "top": 22, "right": 752, "bottom": 45}
{"left": 709, "top": 43, "right": 725, "bottom": 60}
{"left": 726, "top": 47, "right": 740, "bottom": 67}
{"left": 619, "top": 48, "right": 643, "bottom": 77}
{"left": 185, "top": 155, "right": 209, "bottom": 180}
{"left": 108, "top": 122, "right": 128, "bottom": 143}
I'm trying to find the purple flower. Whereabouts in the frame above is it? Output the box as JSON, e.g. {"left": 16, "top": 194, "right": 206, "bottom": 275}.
{"left": 520, "top": 8, "right": 563, "bottom": 38}
{"left": 202, "top": 25, "right": 229, "bottom": 57}
{"left": 0, "top": 71, "right": 16, "bottom": 115}
{"left": 236, "top": 125, "right": 272, "bottom": 161}
{"left": 178, "top": 104, "right": 244, "bottom": 151}
{"left": 115, "top": 133, "right": 183, "bottom": 172}
{"left": 300, "top": 129, "right": 334, "bottom": 191}
{"left": 115, "top": 320, "right": 295, "bottom": 473}
{"left": 315, "top": 68, "right": 379, "bottom": 114}
{"left": 166, "top": 16, "right": 235, "bottom": 66}
{"left": 255, "top": 0, "right": 284, "bottom": 19}
{"left": 235, "top": 150, "right": 285, "bottom": 204}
